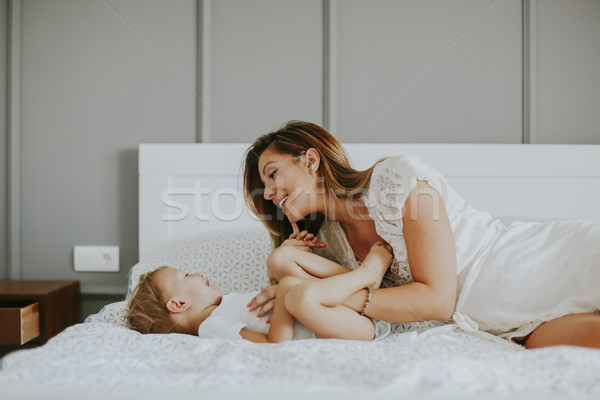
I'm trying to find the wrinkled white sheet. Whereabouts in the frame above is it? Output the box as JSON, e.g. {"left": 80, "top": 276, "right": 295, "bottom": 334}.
{"left": 1, "top": 315, "right": 599, "bottom": 399}
{"left": 2, "top": 227, "right": 599, "bottom": 400}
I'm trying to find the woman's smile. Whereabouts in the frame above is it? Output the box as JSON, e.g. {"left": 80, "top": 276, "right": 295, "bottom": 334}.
{"left": 276, "top": 195, "right": 288, "bottom": 210}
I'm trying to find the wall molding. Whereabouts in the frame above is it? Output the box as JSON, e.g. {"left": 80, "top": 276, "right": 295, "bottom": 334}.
{"left": 8, "top": 0, "right": 21, "bottom": 279}
{"left": 522, "top": 0, "right": 537, "bottom": 144}
{"left": 197, "top": 0, "right": 212, "bottom": 143}
{"left": 323, "top": 0, "right": 338, "bottom": 135}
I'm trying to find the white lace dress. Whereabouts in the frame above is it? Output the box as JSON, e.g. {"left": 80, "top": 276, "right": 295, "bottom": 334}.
{"left": 315, "top": 155, "right": 600, "bottom": 343}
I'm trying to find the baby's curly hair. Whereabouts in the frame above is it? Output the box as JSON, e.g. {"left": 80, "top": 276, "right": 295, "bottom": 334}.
{"left": 126, "top": 266, "right": 177, "bottom": 334}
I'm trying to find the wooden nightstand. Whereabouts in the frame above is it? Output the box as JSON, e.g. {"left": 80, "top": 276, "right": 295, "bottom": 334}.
{"left": 0, "top": 280, "right": 80, "bottom": 357}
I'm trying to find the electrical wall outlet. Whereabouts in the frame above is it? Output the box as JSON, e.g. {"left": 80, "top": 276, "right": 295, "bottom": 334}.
{"left": 74, "top": 246, "right": 119, "bottom": 272}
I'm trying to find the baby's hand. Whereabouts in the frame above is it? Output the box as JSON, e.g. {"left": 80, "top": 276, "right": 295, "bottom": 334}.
{"left": 283, "top": 230, "right": 326, "bottom": 252}
{"left": 281, "top": 238, "right": 326, "bottom": 253}
{"left": 289, "top": 229, "right": 321, "bottom": 243}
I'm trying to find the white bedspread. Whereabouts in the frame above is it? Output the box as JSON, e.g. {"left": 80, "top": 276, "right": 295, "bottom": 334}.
{"left": 1, "top": 314, "right": 600, "bottom": 400}
{"left": 2, "top": 228, "right": 599, "bottom": 400}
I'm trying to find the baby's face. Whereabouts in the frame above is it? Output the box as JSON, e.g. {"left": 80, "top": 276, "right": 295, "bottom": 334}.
{"left": 156, "top": 267, "right": 222, "bottom": 311}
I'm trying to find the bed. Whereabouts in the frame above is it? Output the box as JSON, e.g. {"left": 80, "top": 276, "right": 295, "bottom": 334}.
{"left": 1, "top": 143, "right": 600, "bottom": 400}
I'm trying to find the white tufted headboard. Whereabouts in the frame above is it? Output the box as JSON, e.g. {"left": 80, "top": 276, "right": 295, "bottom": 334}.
{"left": 138, "top": 143, "right": 600, "bottom": 261}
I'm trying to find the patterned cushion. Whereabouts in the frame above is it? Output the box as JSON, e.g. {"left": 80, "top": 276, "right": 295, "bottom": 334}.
{"left": 128, "top": 228, "right": 272, "bottom": 295}
{"left": 84, "top": 300, "right": 128, "bottom": 325}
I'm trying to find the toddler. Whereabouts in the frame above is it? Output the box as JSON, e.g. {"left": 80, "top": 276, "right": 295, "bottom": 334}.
{"left": 126, "top": 240, "right": 392, "bottom": 342}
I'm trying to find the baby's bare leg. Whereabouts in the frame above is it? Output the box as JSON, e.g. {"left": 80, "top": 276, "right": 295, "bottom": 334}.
{"left": 266, "top": 276, "right": 305, "bottom": 343}
{"left": 292, "top": 242, "right": 392, "bottom": 306}
{"left": 283, "top": 243, "right": 393, "bottom": 340}
{"left": 266, "top": 246, "right": 350, "bottom": 281}
{"left": 251, "top": 246, "right": 353, "bottom": 319}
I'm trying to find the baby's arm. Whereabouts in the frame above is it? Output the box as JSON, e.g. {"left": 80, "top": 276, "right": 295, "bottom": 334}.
{"left": 249, "top": 245, "right": 349, "bottom": 316}
{"left": 248, "top": 232, "right": 344, "bottom": 317}
{"left": 239, "top": 328, "right": 268, "bottom": 343}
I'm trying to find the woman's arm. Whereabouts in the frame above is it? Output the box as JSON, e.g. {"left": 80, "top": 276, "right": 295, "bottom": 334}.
{"left": 351, "top": 180, "right": 457, "bottom": 322}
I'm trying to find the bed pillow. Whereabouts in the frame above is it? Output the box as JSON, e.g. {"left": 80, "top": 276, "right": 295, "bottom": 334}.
{"left": 84, "top": 300, "right": 129, "bottom": 325}
{"left": 127, "top": 227, "right": 272, "bottom": 297}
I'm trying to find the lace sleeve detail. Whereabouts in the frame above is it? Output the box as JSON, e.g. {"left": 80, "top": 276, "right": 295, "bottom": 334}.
{"left": 364, "top": 156, "right": 452, "bottom": 332}
{"left": 364, "top": 155, "right": 447, "bottom": 288}
{"left": 364, "top": 155, "right": 446, "bottom": 228}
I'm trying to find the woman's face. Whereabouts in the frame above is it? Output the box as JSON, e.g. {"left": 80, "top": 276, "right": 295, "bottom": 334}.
{"left": 257, "top": 147, "right": 322, "bottom": 224}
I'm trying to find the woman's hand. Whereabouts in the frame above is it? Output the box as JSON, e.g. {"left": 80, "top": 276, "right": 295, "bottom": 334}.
{"left": 247, "top": 284, "right": 278, "bottom": 320}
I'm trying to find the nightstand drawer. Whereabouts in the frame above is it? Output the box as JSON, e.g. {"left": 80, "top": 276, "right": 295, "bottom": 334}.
{"left": 0, "top": 301, "right": 40, "bottom": 345}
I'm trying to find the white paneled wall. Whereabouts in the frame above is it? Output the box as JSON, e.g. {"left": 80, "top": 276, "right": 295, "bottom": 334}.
{"left": 0, "top": 0, "right": 7, "bottom": 279}
{"left": 208, "top": 0, "right": 323, "bottom": 143}
{"left": 200, "top": 0, "right": 600, "bottom": 145}
{"left": 337, "top": 0, "right": 522, "bottom": 143}
{"left": 535, "top": 0, "right": 600, "bottom": 144}
{"left": 202, "top": 0, "right": 523, "bottom": 144}
{"left": 19, "top": 0, "right": 196, "bottom": 291}
{"left": 2, "top": 0, "right": 599, "bottom": 306}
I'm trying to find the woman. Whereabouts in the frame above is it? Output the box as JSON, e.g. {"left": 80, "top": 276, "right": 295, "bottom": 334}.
{"left": 243, "top": 120, "right": 600, "bottom": 349}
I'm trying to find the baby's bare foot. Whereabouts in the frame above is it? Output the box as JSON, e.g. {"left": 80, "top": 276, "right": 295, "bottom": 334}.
{"left": 360, "top": 242, "right": 393, "bottom": 289}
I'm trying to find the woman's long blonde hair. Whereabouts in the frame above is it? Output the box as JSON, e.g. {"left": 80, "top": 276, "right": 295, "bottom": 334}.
{"left": 243, "top": 120, "right": 385, "bottom": 248}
